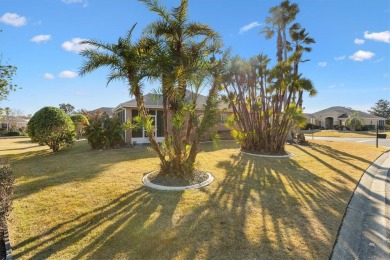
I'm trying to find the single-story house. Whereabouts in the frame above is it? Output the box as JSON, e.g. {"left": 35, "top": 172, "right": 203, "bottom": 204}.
{"left": 0, "top": 116, "right": 30, "bottom": 132}
{"left": 305, "top": 106, "right": 386, "bottom": 129}
{"left": 114, "top": 92, "right": 232, "bottom": 144}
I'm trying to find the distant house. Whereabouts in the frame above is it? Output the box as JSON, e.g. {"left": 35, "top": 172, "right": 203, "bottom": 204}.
{"left": 0, "top": 116, "right": 30, "bottom": 132}
{"left": 113, "top": 92, "right": 231, "bottom": 144}
{"left": 305, "top": 106, "right": 386, "bottom": 129}
{"left": 87, "top": 107, "right": 114, "bottom": 117}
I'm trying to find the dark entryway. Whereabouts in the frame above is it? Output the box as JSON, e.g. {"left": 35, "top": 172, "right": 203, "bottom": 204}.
{"left": 325, "top": 117, "right": 334, "bottom": 129}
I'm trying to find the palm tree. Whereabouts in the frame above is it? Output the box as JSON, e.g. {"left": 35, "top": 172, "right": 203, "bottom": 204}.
{"left": 346, "top": 112, "right": 365, "bottom": 131}
{"left": 261, "top": 0, "right": 299, "bottom": 62}
{"left": 139, "top": 0, "right": 221, "bottom": 178}
{"left": 79, "top": 24, "right": 166, "bottom": 162}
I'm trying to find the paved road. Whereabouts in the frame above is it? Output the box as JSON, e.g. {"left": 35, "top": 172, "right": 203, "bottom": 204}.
{"left": 331, "top": 150, "right": 390, "bottom": 259}
{"left": 307, "top": 136, "right": 390, "bottom": 148}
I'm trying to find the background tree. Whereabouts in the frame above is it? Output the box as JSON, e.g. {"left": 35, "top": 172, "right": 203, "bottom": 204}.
{"left": 59, "top": 103, "right": 75, "bottom": 115}
{"left": 345, "top": 112, "right": 364, "bottom": 131}
{"left": 27, "top": 107, "right": 76, "bottom": 152}
{"left": 70, "top": 114, "right": 89, "bottom": 139}
{"left": 368, "top": 99, "right": 390, "bottom": 124}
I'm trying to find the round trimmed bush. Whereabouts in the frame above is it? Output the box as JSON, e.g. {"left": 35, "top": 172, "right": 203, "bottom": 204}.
{"left": 27, "top": 107, "right": 76, "bottom": 152}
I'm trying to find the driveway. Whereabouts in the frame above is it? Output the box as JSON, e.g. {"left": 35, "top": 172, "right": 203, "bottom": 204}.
{"left": 307, "top": 136, "right": 390, "bottom": 148}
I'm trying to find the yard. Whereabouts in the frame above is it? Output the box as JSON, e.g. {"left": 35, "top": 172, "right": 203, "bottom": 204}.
{"left": 1, "top": 136, "right": 387, "bottom": 259}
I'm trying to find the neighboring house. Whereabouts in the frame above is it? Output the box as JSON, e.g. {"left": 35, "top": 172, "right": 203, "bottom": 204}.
{"left": 113, "top": 92, "right": 232, "bottom": 144}
{"left": 87, "top": 107, "right": 114, "bottom": 117}
{"left": 0, "top": 116, "right": 30, "bottom": 132}
{"left": 305, "top": 106, "right": 386, "bottom": 129}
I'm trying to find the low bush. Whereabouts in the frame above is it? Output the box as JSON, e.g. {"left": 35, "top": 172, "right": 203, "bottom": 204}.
{"left": 4, "top": 131, "right": 20, "bottom": 136}
{"left": 27, "top": 107, "right": 76, "bottom": 152}
{"left": 301, "top": 123, "right": 321, "bottom": 130}
{"left": 84, "top": 112, "right": 125, "bottom": 149}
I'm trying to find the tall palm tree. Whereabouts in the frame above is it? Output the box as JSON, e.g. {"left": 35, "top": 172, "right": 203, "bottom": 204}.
{"left": 79, "top": 24, "right": 166, "bottom": 162}
{"left": 261, "top": 0, "right": 299, "bottom": 62}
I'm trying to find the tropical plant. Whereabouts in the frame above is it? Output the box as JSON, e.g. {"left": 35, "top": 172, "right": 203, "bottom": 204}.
{"left": 27, "top": 107, "right": 76, "bottom": 152}
{"left": 84, "top": 111, "right": 125, "bottom": 149}
{"left": 345, "top": 112, "right": 365, "bottom": 131}
{"left": 80, "top": 0, "right": 221, "bottom": 179}
{"left": 70, "top": 114, "right": 89, "bottom": 139}
{"left": 223, "top": 0, "right": 316, "bottom": 154}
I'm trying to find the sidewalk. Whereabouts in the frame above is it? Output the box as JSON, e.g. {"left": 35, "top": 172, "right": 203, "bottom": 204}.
{"left": 331, "top": 151, "right": 390, "bottom": 259}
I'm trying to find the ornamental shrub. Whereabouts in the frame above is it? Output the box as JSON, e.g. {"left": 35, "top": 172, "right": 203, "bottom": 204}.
{"left": 27, "top": 106, "right": 75, "bottom": 152}
{"left": 4, "top": 131, "right": 20, "bottom": 136}
{"left": 0, "top": 165, "right": 14, "bottom": 218}
{"left": 70, "top": 114, "right": 89, "bottom": 139}
{"left": 84, "top": 111, "right": 124, "bottom": 149}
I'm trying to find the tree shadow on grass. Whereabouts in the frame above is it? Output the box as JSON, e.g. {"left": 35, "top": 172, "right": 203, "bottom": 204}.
{"left": 11, "top": 141, "right": 159, "bottom": 200}
{"left": 13, "top": 187, "right": 184, "bottom": 259}
{"left": 11, "top": 142, "right": 381, "bottom": 259}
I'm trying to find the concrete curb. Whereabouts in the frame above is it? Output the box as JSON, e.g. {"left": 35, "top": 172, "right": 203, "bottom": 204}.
{"left": 240, "top": 150, "right": 293, "bottom": 158}
{"left": 331, "top": 150, "right": 390, "bottom": 259}
{"left": 142, "top": 172, "right": 214, "bottom": 191}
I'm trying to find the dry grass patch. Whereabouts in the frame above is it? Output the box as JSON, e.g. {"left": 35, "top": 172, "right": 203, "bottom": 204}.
{"left": 304, "top": 130, "right": 390, "bottom": 138}
{"left": 2, "top": 137, "right": 387, "bottom": 259}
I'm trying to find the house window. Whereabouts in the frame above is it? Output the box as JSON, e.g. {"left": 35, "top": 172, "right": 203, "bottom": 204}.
{"left": 117, "top": 110, "right": 125, "bottom": 124}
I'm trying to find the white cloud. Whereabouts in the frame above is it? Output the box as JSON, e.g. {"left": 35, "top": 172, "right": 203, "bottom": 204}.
{"left": 31, "top": 34, "right": 51, "bottom": 43}
{"left": 59, "top": 71, "right": 78, "bottom": 78}
{"left": 354, "top": 38, "right": 365, "bottom": 45}
{"left": 0, "top": 12, "right": 27, "bottom": 27}
{"left": 43, "top": 73, "right": 55, "bottom": 79}
{"left": 364, "top": 31, "right": 390, "bottom": 43}
{"left": 384, "top": 73, "right": 390, "bottom": 78}
{"left": 62, "top": 0, "right": 88, "bottom": 7}
{"left": 239, "top": 21, "right": 262, "bottom": 34}
{"left": 61, "top": 37, "right": 94, "bottom": 53}
{"left": 349, "top": 50, "right": 375, "bottom": 61}
{"left": 334, "top": 55, "right": 346, "bottom": 61}
{"left": 328, "top": 84, "right": 336, "bottom": 89}
{"left": 374, "top": 58, "right": 384, "bottom": 63}
{"left": 318, "top": 62, "right": 327, "bottom": 67}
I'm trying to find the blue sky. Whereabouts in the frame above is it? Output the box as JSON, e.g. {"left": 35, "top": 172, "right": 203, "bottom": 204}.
{"left": 1, "top": 0, "right": 389, "bottom": 115}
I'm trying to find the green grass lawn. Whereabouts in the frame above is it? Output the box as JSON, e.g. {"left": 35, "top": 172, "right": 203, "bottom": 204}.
{"left": 1, "top": 136, "right": 387, "bottom": 259}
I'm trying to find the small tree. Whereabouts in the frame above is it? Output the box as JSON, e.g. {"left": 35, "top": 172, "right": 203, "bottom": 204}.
{"left": 27, "top": 107, "right": 76, "bottom": 152}
{"left": 345, "top": 112, "right": 365, "bottom": 131}
{"left": 70, "top": 114, "right": 89, "bottom": 139}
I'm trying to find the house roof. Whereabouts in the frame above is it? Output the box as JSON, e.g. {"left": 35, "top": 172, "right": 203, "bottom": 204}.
{"left": 0, "top": 116, "right": 30, "bottom": 124}
{"left": 115, "top": 91, "right": 229, "bottom": 111}
{"left": 311, "top": 106, "right": 386, "bottom": 120}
